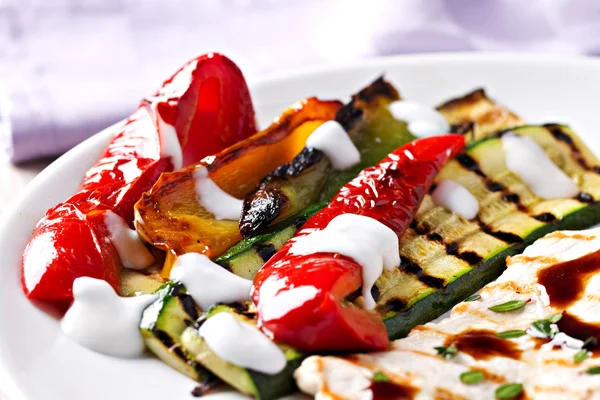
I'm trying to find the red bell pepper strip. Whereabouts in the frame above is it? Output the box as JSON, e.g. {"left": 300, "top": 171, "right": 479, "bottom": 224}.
{"left": 252, "top": 135, "right": 466, "bottom": 352}
{"left": 22, "top": 53, "right": 257, "bottom": 305}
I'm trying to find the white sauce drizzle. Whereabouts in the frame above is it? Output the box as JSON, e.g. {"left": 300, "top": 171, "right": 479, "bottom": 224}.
{"left": 104, "top": 211, "right": 154, "bottom": 270}
{"left": 502, "top": 133, "right": 579, "bottom": 199}
{"left": 261, "top": 286, "right": 320, "bottom": 322}
{"left": 388, "top": 100, "right": 450, "bottom": 137}
{"left": 193, "top": 166, "right": 244, "bottom": 220}
{"left": 305, "top": 120, "right": 360, "bottom": 170}
{"left": 61, "top": 277, "right": 156, "bottom": 357}
{"left": 542, "top": 332, "right": 584, "bottom": 351}
{"left": 156, "top": 110, "right": 183, "bottom": 170}
{"left": 289, "top": 214, "right": 400, "bottom": 310}
{"left": 431, "top": 179, "right": 479, "bottom": 220}
{"left": 170, "top": 253, "right": 252, "bottom": 310}
{"left": 199, "top": 312, "right": 286, "bottom": 375}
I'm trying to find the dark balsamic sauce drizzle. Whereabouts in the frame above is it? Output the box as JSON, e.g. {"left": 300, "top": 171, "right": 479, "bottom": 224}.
{"left": 537, "top": 248, "right": 600, "bottom": 309}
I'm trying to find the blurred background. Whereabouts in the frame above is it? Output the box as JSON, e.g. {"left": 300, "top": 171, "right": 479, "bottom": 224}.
{"left": 1, "top": 0, "right": 600, "bottom": 207}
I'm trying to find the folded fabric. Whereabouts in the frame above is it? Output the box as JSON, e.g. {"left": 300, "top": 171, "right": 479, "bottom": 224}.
{"left": 1, "top": 0, "right": 599, "bottom": 163}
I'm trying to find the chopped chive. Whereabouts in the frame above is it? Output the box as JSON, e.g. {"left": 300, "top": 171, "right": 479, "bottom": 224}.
{"left": 495, "top": 330, "right": 526, "bottom": 339}
{"left": 547, "top": 314, "right": 563, "bottom": 323}
{"left": 435, "top": 343, "right": 457, "bottom": 359}
{"left": 464, "top": 294, "right": 481, "bottom": 302}
{"left": 574, "top": 350, "right": 589, "bottom": 364}
{"left": 495, "top": 383, "right": 523, "bottom": 399}
{"left": 460, "top": 370, "right": 485, "bottom": 385}
{"left": 373, "top": 371, "right": 389, "bottom": 382}
{"left": 488, "top": 300, "right": 528, "bottom": 313}
{"left": 586, "top": 366, "right": 600, "bottom": 375}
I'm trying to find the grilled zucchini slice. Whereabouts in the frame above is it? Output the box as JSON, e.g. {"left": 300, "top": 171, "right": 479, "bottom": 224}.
{"left": 139, "top": 282, "right": 209, "bottom": 382}
{"left": 181, "top": 303, "right": 304, "bottom": 400}
{"left": 377, "top": 124, "right": 600, "bottom": 337}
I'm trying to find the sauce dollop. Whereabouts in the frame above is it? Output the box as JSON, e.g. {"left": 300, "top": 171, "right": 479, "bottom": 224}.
{"left": 194, "top": 166, "right": 244, "bottom": 220}
{"left": 199, "top": 312, "right": 286, "bottom": 374}
{"left": 305, "top": 120, "right": 360, "bottom": 170}
{"left": 431, "top": 179, "right": 479, "bottom": 220}
{"left": 289, "top": 213, "right": 400, "bottom": 309}
{"left": 170, "top": 252, "right": 252, "bottom": 310}
{"left": 61, "top": 277, "right": 156, "bottom": 357}
{"left": 502, "top": 133, "right": 578, "bottom": 199}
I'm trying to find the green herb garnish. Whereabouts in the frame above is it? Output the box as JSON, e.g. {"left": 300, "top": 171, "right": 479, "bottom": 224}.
{"left": 530, "top": 319, "right": 558, "bottom": 339}
{"left": 373, "top": 371, "right": 389, "bottom": 382}
{"left": 464, "top": 294, "right": 481, "bottom": 302}
{"left": 547, "top": 314, "right": 563, "bottom": 323}
{"left": 488, "top": 300, "right": 528, "bottom": 313}
{"left": 459, "top": 370, "right": 484, "bottom": 385}
{"left": 495, "top": 330, "right": 527, "bottom": 339}
{"left": 435, "top": 343, "right": 457, "bottom": 359}
{"left": 495, "top": 383, "right": 523, "bottom": 399}
{"left": 586, "top": 366, "right": 600, "bottom": 375}
{"left": 574, "top": 350, "right": 590, "bottom": 364}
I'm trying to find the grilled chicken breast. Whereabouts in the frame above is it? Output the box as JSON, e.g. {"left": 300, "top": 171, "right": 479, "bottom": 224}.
{"left": 295, "top": 228, "right": 600, "bottom": 399}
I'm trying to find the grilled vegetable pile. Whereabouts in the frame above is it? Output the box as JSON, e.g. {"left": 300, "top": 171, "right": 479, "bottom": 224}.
{"left": 133, "top": 76, "right": 600, "bottom": 399}
{"left": 25, "top": 53, "right": 600, "bottom": 400}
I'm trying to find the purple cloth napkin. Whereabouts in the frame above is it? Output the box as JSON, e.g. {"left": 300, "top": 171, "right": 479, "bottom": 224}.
{"left": 2, "top": 0, "right": 600, "bottom": 163}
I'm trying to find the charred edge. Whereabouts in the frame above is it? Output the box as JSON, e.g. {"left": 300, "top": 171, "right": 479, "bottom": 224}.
{"left": 475, "top": 216, "right": 523, "bottom": 244}
{"left": 191, "top": 378, "right": 219, "bottom": 398}
{"left": 437, "top": 88, "right": 486, "bottom": 111}
{"left": 455, "top": 154, "right": 526, "bottom": 210}
{"left": 456, "top": 153, "right": 486, "bottom": 178}
{"left": 253, "top": 242, "right": 277, "bottom": 263}
{"left": 171, "top": 283, "right": 186, "bottom": 297}
{"left": 545, "top": 123, "right": 598, "bottom": 172}
{"left": 450, "top": 122, "right": 476, "bottom": 136}
{"left": 502, "top": 192, "right": 527, "bottom": 211}
{"left": 455, "top": 251, "right": 484, "bottom": 265}
{"left": 228, "top": 301, "right": 255, "bottom": 318}
{"left": 267, "top": 147, "right": 325, "bottom": 180}
{"left": 344, "top": 287, "right": 362, "bottom": 303}
{"left": 577, "top": 192, "right": 595, "bottom": 203}
{"left": 152, "top": 329, "right": 190, "bottom": 362}
{"left": 293, "top": 216, "right": 308, "bottom": 229}
{"left": 335, "top": 100, "right": 364, "bottom": 131}
{"left": 382, "top": 298, "right": 407, "bottom": 312}
{"left": 352, "top": 76, "right": 400, "bottom": 104}
{"left": 411, "top": 219, "right": 429, "bottom": 235}
{"left": 400, "top": 259, "right": 446, "bottom": 289}
{"left": 371, "top": 285, "right": 381, "bottom": 302}
{"left": 428, "top": 232, "right": 443, "bottom": 242}
{"left": 486, "top": 181, "right": 505, "bottom": 192}
{"left": 239, "top": 188, "right": 284, "bottom": 238}
{"left": 533, "top": 212, "right": 557, "bottom": 223}
{"left": 179, "top": 294, "right": 200, "bottom": 321}
{"left": 445, "top": 241, "right": 484, "bottom": 264}
{"left": 429, "top": 233, "right": 485, "bottom": 265}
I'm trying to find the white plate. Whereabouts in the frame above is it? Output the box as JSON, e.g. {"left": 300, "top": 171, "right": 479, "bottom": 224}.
{"left": 2, "top": 53, "right": 600, "bottom": 400}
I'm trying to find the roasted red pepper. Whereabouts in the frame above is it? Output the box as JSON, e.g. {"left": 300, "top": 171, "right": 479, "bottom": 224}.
{"left": 252, "top": 135, "right": 466, "bottom": 352}
{"left": 22, "top": 53, "right": 257, "bottom": 305}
